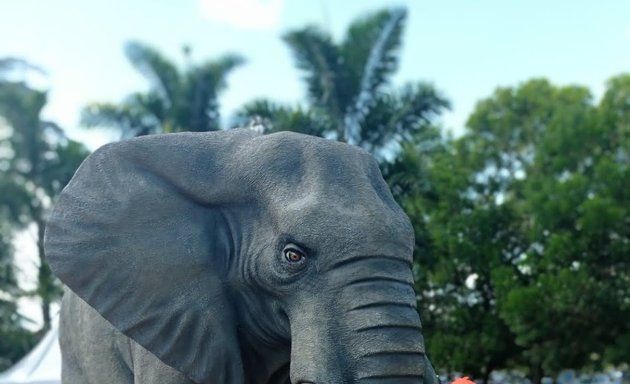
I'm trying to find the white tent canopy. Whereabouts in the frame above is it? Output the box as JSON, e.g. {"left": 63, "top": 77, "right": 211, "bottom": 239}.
{"left": 0, "top": 318, "right": 61, "bottom": 384}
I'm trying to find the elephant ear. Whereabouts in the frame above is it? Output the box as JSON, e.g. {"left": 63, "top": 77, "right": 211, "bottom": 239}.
{"left": 45, "top": 129, "right": 259, "bottom": 383}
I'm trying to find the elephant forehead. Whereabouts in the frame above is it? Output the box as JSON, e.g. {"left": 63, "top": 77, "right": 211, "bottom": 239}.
{"left": 268, "top": 195, "right": 414, "bottom": 256}
{"left": 241, "top": 132, "right": 414, "bottom": 251}
{"left": 99, "top": 131, "right": 412, "bottom": 248}
{"left": 243, "top": 133, "right": 386, "bottom": 199}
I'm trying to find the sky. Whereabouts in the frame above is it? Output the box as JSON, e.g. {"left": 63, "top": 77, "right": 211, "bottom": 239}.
{"left": 2, "top": 0, "right": 630, "bottom": 324}
{"left": 3, "top": 0, "right": 630, "bottom": 148}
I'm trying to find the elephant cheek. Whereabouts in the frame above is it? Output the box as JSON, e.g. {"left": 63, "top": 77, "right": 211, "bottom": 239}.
{"left": 288, "top": 300, "right": 350, "bottom": 383}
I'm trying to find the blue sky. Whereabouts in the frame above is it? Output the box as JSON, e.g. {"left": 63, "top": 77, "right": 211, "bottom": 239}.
{"left": 2, "top": 0, "right": 630, "bottom": 150}
{"left": 2, "top": 0, "right": 630, "bottom": 325}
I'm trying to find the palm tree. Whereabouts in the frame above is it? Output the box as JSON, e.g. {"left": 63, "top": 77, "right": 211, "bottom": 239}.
{"left": 82, "top": 42, "right": 244, "bottom": 138}
{"left": 236, "top": 99, "right": 332, "bottom": 137}
{"left": 0, "top": 61, "right": 89, "bottom": 331}
{"left": 0, "top": 225, "right": 37, "bottom": 371}
{"left": 237, "top": 8, "right": 449, "bottom": 159}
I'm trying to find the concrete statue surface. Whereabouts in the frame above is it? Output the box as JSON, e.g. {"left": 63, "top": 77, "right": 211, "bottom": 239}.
{"left": 45, "top": 129, "right": 438, "bottom": 384}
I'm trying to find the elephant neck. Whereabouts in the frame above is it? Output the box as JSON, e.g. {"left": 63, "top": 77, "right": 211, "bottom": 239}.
{"left": 237, "top": 326, "right": 290, "bottom": 384}
{"left": 228, "top": 286, "right": 291, "bottom": 383}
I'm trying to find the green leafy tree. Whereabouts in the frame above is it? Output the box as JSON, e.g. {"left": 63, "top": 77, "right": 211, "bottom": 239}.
{"left": 396, "top": 77, "right": 629, "bottom": 382}
{"left": 391, "top": 134, "right": 522, "bottom": 383}
{"left": 0, "top": 61, "right": 89, "bottom": 331}
{"left": 0, "top": 57, "right": 37, "bottom": 370}
{"left": 236, "top": 99, "right": 331, "bottom": 137}
{"left": 236, "top": 8, "right": 449, "bottom": 159}
{"left": 82, "top": 42, "right": 243, "bottom": 138}
{"left": 0, "top": 226, "right": 36, "bottom": 371}
{"left": 432, "top": 77, "right": 630, "bottom": 381}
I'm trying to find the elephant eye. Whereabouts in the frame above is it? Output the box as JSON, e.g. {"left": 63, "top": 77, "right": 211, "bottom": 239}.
{"left": 284, "top": 248, "right": 305, "bottom": 263}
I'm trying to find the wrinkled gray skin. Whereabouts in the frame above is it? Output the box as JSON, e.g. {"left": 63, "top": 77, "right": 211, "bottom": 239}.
{"left": 45, "top": 129, "right": 439, "bottom": 384}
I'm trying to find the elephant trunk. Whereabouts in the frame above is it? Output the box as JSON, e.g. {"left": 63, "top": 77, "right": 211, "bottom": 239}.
{"left": 291, "top": 257, "right": 433, "bottom": 383}
{"left": 345, "top": 285, "right": 427, "bottom": 383}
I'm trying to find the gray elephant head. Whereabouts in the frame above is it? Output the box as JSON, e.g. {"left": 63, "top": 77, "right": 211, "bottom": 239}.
{"left": 45, "top": 129, "right": 437, "bottom": 384}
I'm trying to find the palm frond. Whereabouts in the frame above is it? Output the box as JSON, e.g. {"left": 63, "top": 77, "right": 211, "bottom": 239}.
{"left": 124, "top": 41, "right": 181, "bottom": 108}
{"left": 391, "top": 82, "right": 450, "bottom": 137}
{"left": 283, "top": 27, "right": 345, "bottom": 127}
{"left": 0, "top": 82, "right": 47, "bottom": 124}
{"left": 381, "top": 133, "right": 445, "bottom": 204}
{"left": 235, "top": 99, "right": 332, "bottom": 137}
{"left": 358, "top": 82, "right": 449, "bottom": 156}
{"left": 0, "top": 84, "right": 50, "bottom": 174}
{"left": 340, "top": 8, "right": 406, "bottom": 98}
{"left": 381, "top": 141, "right": 429, "bottom": 202}
{"left": 343, "top": 8, "right": 407, "bottom": 144}
{"left": 0, "top": 58, "right": 46, "bottom": 79}
{"left": 195, "top": 54, "right": 245, "bottom": 91}
{"left": 127, "top": 92, "right": 168, "bottom": 127}
{"left": 184, "top": 54, "right": 245, "bottom": 132}
{"left": 81, "top": 100, "right": 161, "bottom": 138}
{"left": 234, "top": 99, "right": 281, "bottom": 124}
{"left": 0, "top": 230, "right": 20, "bottom": 295}
{"left": 39, "top": 139, "right": 89, "bottom": 196}
{"left": 0, "top": 177, "right": 32, "bottom": 226}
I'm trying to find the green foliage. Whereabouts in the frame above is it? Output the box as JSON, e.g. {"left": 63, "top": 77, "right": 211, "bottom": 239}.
{"left": 235, "top": 99, "right": 332, "bottom": 137}
{"left": 403, "top": 76, "right": 629, "bottom": 382}
{"left": 237, "top": 7, "right": 449, "bottom": 159}
{"left": 0, "top": 63, "right": 90, "bottom": 334}
{"left": 281, "top": 7, "right": 407, "bottom": 142}
{"left": 0, "top": 299, "right": 36, "bottom": 371}
{"left": 283, "top": 26, "right": 344, "bottom": 130}
{"left": 395, "top": 137, "right": 522, "bottom": 381}
{"left": 0, "top": 229, "right": 18, "bottom": 296}
{"left": 487, "top": 77, "right": 628, "bottom": 373}
{"left": 0, "top": 229, "right": 37, "bottom": 371}
{"left": 82, "top": 42, "right": 244, "bottom": 137}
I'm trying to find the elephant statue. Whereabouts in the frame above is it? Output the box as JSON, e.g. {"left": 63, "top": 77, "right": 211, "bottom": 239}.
{"left": 45, "top": 129, "right": 439, "bottom": 384}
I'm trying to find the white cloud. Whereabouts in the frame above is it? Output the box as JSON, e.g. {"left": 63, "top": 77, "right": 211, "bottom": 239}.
{"left": 198, "top": 0, "right": 284, "bottom": 30}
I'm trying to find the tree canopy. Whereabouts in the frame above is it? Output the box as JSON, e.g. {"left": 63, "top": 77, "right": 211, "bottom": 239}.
{"left": 399, "top": 77, "right": 630, "bottom": 383}
{"left": 236, "top": 8, "right": 449, "bottom": 160}
{"left": 0, "top": 60, "right": 89, "bottom": 335}
{"left": 82, "top": 42, "right": 244, "bottom": 138}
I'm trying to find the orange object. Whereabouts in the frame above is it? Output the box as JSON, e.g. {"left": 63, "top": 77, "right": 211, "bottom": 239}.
{"left": 452, "top": 376, "right": 475, "bottom": 384}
